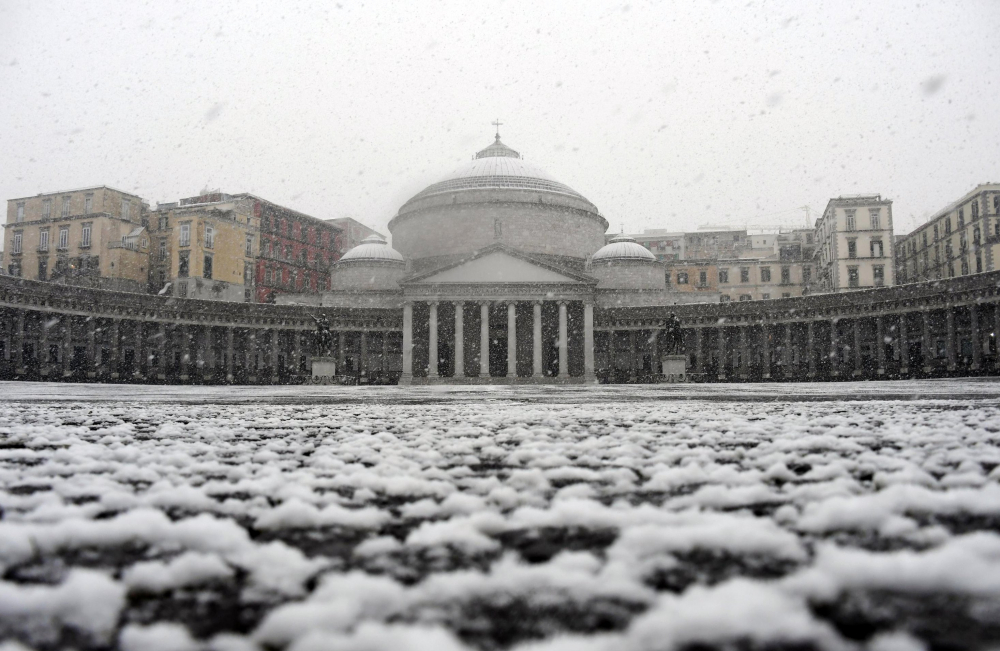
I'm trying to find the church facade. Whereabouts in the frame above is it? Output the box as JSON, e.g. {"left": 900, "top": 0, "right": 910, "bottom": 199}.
{"left": 282, "top": 134, "right": 697, "bottom": 384}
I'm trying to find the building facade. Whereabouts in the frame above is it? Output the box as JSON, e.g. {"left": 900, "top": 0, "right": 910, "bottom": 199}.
{"left": 625, "top": 230, "right": 685, "bottom": 261}
{"left": 325, "top": 217, "right": 382, "bottom": 253}
{"left": 5, "top": 187, "right": 150, "bottom": 292}
{"left": 256, "top": 199, "right": 342, "bottom": 303}
{"left": 813, "top": 195, "right": 895, "bottom": 292}
{"left": 715, "top": 259, "right": 810, "bottom": 302}
{"left": 895, "top": 184, "right": 1000, "bottom": 284}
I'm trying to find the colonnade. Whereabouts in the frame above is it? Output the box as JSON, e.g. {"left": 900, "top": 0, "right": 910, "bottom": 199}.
{"left": 400, "top": 299, "right": 595, "bottom": 382}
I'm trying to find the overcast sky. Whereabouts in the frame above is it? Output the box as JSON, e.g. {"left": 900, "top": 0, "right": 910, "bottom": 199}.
{"left": 1, "top": 0, "right": 998, "bottom": 240}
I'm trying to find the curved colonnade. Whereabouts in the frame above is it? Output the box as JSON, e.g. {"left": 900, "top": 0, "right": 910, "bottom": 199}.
{"left": 0, "top": 271, "right": 998, "bottom": 384}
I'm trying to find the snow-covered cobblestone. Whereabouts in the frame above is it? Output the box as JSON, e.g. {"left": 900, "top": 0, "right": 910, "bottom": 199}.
{"left": 1, "top": 380, "right": 999, "bottom": 650}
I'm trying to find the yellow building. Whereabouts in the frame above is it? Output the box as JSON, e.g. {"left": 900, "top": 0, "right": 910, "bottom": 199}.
{"left": 895, "top": 184, "right": 1000, "bottom": 284}
{"left": 5, "top": 186, "right": 150, "bottom": 292}
{"left": 148, "top": 193, "right": 258, "bottom": 301}
{"left": 665, "top": 261, "right": 720, "bottom": 294}
{"left": 716, "top": 259, "right": 811, "bottom": 302}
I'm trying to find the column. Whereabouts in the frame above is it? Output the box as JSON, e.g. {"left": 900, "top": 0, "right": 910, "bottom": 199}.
{"left": 180, "top": 325, "right": 190, "bottom": 380}
{"left": 205, "top": 326, "right": 215, "bottom": 375}
{"left": 694, "top": 327, "right": 704, "bottom": 374}
{"left": 271, "top": 329, "right": 280, "bottom": 380}
{"left": 784, "top": 323, "right": 793, "bottom": 368}
{"left": 995, "top": 304, "right": 1000, "bottom": 366}
{"left": 110, "top": 319, "right": 120, "bottom": 378}
{"left": 945, "top": 308, "right": 957, "bottom": 371}
{"left": 761, "top": 325, "right": 771, "bottom": 379}
{"left": 970, "top": 306, "right": 982, "bottom": 371}
{"left": 293, "top": 331, "right": 302, "bottom": 375}
{"left": 246, "top": 330, "right": 256, "bottom": 379}
{"left": 428, "top": 302, "right": 439, "bottom": 378}
{"left": 134, "top": 322, "right": 143, "bottom": 378}
{"left": 532, "top": 301, "right": 543, "bottom": 378}
{"left": 853, "top": 319, "right": 862, "bottom": 376}
{"left": 454, "top": 302, "right": 465, "bottom": 378}
{"left": 807, "top": 321, "right": 816, "bottom": 377}
{"left": 506, "top": 301, "right": 517, "bottom": 378}
{"left": 226, "top": 327, "right": 235, "bottom": 381}
{"left": 39, "top": 315, "right": 49, "bottom": 377}
{"left": 922, "top": 311, "right": 932, "bottom": 372}
{"left": 381, "top": 331, "right": 389, "bottom": 374}
{"left": 628, "top": 330, "right": 637, "bottom": 382}
{"left": 158, "top": 324, "right": 167, "bottom": 379}
{"left": 876, "top": 315, "right": 886, "bottom": 375}
{"left": 360, "top": 330, "right": 368, "bottom": 378}
{"left": 829, "top": 319, "right": 839, "bottom": 377}
{"left": 87, "top": 318, "right": 96, "bottom": 377}
{"left": 401, "top": 302, "right": 413, "bottom": 383}
{"left": 739, "top": 326, "right": 749, "bottom": 379}
{"left": 717, "top": 327, "right": 727, "bottom": 380}
{"left": 583, "top": 301, "right": 595, "bottom": 382}
{"left": 899, "top": 314, "right": 909, "bottom": 375}
{"left": 557, "top": 301, "right": 568, "bottom": 378}
{"left": 337, "top": 331, "right": 346, "bottom": 370}
{"left": 13, "top": 311, "right": 24, "bottom": 372}
{"left": 61, "top": 316, "right": 72, "bottom": 377}
{"left": 480, "top": 302, "right": 490, "bottom": 377}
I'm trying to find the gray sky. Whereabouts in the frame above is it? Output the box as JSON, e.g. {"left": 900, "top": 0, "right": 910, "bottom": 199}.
{"left": 2, "top": 0, "right": 998, "bottom": 239}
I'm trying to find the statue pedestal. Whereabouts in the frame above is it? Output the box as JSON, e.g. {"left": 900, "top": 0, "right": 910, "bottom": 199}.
{"left": 311, "top": 357, "right": 337, "bottom": 381}
{"left": 660, "top": 355, "right": 687, "bottom": 383}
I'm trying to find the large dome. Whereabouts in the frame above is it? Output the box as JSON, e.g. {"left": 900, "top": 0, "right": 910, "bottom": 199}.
{"left": 403, "top": 136, "right": 593, "bottom": 206}
{"left": 389, "top": 132, "right": 609, "bottom": 264}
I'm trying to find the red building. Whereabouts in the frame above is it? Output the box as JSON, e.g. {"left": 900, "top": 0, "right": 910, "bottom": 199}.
{"left": 254, "top": 199, "right": 343, "bottom": 303}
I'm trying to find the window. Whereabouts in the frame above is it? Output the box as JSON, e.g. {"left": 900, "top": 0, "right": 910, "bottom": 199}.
{"left": 782, "top": 292, "right": 791, "bottom": 298}
{"left": 84, "top": 194, "right": 93, "bottom": 213}
{"left": 945, "top": 218, "right": 952, "bottom": 234}
{"left": 698, "top": 270, "right": 707, "bottom": 286}
{"left": 976, "top": 254, "right": 982, "bottom": 273}
{"left": 933, "top": 245, "right": 940, "bottom": 263}
{"left": 177, "top": 281, "right": 188, "bottom": 298}
{"left": 802, "top": 266, "right": 811, "bottom": 283}
{"left": 244, "top": 261, "right": 252, "bottom": 284}
{"left": 81, "top": 223, "right": 91, "bottom": 248}
{"left": 8, "top": 261, "right": 20, "bottom": 276}
{"left": 121, "top": 199, "right": 131, "bottom": 220}
{"left": 873, "top": 265, "right": 884, "bottom": 287}
{"left": 761, "top": 293, "right": 770, "bottom": 300}
{"left": 12, "top": 231, "right": 22, "bottom": 254}
{"left": 958, "top": 208, "right": 964, "bottom": 228}
{"left": 37, "top": 256, "right": 48, "bottom": 280}
{"left": 178, "top": 251, "right": 189, "bottom": 278}
{"left": 847, "top": 266, "right": 859, "bottom": 288}
{"left": 298, "top": 250, "right": 306, "bottom": 265}
{"left": 933, "top": 225, "right": 939, "bottom": 240}
{"left": 949, "top": 262, "right": 955, "bottom": 277}
{"left": 16, "top": 202, "right": 24, "bottom": 222}
{"left": 945, "top": 241, "right": 953, "bottom": 259}
{"left": 285, "top": 245, "right": 293, "bottom": 260}
{"left": 158, "top": 269, "right": 166, "bottom": 285}
{"left": 718, "top": 269, "right": 729, "bottom": 284}
{"left": 870, "top": 239, "right": 883, "bottom": 257}
{"left": 246, "top": 235, "right": 253, "bottom": 257}
{"left": 922, "top": 232, "right": 928, "bottom": 247}
{"left": 203, "top": 254, "right": 213, "bottom": 280}
{"left": 739, "top": 294, "right": 752, "bottom": 301}
{"left": 869, "top": 208, "right": 881, "bottom": 230}
{"left": 960, "top": 233, "right": 967, "bottom": 251}
{"left": 760, "top": 267, "right": 771, "bottom": 282}
{"left": 740, "top": 267, "right": 749, "bottom": 283}
{"left": 720, "top": 295, "right": 731, "bottom": 303}
{"left": 42, "top": 199, "right": 51, "bottom": 219}
{"left": 972, "top": 200, "right": 979, "bottom": 220}
{"left": 961, "top": 258, "right": 969, "bottom": 275}
{"left": 58, "top": 226, "right": 69, "bottom": 250}
{"left": 158, "top": 239, "right": 166, "bottom": 260}
{"left": 780, "top": 266, "right": 790, "bottom": 284}
{"left": 158, "top": 215, "right": 168, "bottom": 229}
{"left": 973, "top": 226, "right": 981, "bottom": 245}
{"left": 179, "top": 223, "right": 191, "bottom": 246}
{"left": 847, "top": 239, "right": 857, "bottom": 259}
{"left": 39, "top": 229, "right": 49, "bottom": 252}
{"left": 806, "top": 233, "right": 813, "bottom": 244}
{"left": 677, "top": 272, "right": 689, "bottom": 284}
{"left": 61, "top": 196, "right": 71, "bottom": 217}
{"left": 845, "top": 209, "right": 856, "bottom": 231}
{"left": 205, "top": 224, "right": 214, "bottom": 249}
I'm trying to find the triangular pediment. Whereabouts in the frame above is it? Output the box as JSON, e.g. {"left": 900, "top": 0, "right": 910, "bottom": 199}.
{"left": 411, "top": 251, "right": 584, "bottom": 284}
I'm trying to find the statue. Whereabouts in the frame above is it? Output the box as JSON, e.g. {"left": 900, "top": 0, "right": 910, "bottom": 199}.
{"left": 663, "top": 314, "right": 683, "bottom": 356}
{"left": 312, "top": 313, "right": 334, "bottom": 357}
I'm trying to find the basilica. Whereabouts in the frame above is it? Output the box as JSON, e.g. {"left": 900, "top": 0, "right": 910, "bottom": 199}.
{"left": 287, "top": 133, "right": 692, "bottom": 384}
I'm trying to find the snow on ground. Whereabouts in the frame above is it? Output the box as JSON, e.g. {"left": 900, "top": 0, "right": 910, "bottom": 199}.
{"left": 0, "top": 379, "right": 999, "bottom": 650}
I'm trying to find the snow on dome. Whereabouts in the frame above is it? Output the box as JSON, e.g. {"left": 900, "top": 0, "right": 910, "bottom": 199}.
{"left": 591, "top": 235, "right": 657, "bottom": 262}
{"left": 405, "top": 136, "right": 592, "bottom": 205}
{"left": 338, "top": 234, "right": 404, "bottom": 263}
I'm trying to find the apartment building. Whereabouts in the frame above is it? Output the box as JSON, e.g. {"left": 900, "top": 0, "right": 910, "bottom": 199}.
{"left": 259, "top": 201, "right": 343, "bottom": 303}
{"left": 5, "top": 186, "right": 150, "bottom": 292}
{"left": 716, "top": 259, "right": 811, "bottom": 302}
{"left": 812, "top": 195, "right": 894, "bottom": 292}
{"left": 895, "top": 184, "right": 1000, "bottom": 284}
{"left": 619, "top": 229, "right": 685, "bottom": 262}
{"left": 683, "top": 229, "right": 747, "bottom": 260}
{"left": 326, "top": 217, "right": 382, "bottom": 253}
{"left": 665, "top": 261, "right": 719, "bottom": 296}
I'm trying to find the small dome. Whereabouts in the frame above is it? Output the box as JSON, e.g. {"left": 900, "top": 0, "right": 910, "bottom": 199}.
{"left": 591, "top": 235, "right": 657, "bottom": 262}
{"left": 338, "top": 234, "right": 405, "bottom": 263}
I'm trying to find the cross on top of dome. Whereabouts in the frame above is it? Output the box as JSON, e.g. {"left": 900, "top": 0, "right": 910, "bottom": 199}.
{"left": 475, "top": 120, "right": 521, "bottom": 159}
